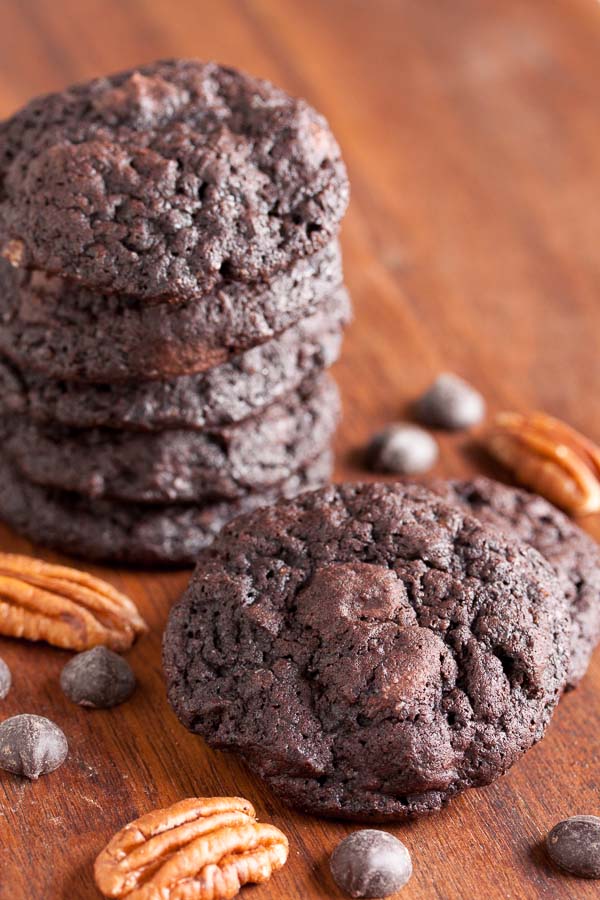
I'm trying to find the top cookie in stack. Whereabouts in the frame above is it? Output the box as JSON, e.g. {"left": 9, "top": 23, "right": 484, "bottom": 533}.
{"left": 0, "top": 59, "right": 349, "bottom": 371}
{"left": 0, "top": 60, "right": 350, "bottom": 564}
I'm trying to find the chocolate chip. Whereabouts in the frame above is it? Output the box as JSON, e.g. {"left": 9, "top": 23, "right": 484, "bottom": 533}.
{"left": 546, "top": 815, "right": 600, "bottom": 878}
{"left": 60, "top": 646, "right": 136, "bottom": 709}
{"left": 0, "top": 714, "right": 68, "bottom": 779}
{"left": 416, "top": 373, "right": 485, "bottom": 430}
{"left": 330, "top": 830, "right": 412, "bottom": 898}
{"left": 0, "top": 657, "right": 11, "bottom": 699}
{"left": 367, "top": 424, "right": 438, "bottom": 474}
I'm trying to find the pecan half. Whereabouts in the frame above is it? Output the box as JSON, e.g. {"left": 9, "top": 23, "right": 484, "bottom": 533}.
{"left": 94, "top": 796, "right": 289, "bottom": 900}
{"left": 484, "top": 411, "right": 600, "bottom": 515}
{"left": 0, "top": 552, "right": 147, "bottom": 651}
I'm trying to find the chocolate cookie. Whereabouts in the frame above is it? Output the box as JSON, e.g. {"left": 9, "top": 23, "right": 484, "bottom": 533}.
{"left": 0, "top": 451, "right": 332, "bottom": 565}
{"left": 163, "top": 482, "right": 569, "bottom": 821}
{"left": 0, "top": 290, "right": 349, "bottom": 431}
{"left": 0, "top": 60, "right": 349, "bottom": 300}
{"left": 0, "top": 246, "right": 344, "bottom": 381}
{"left": 5, "top": 375, "right": 339, "bottom": 503}
{"left": 434, "top": 477, "right": 600, "bottom": 689}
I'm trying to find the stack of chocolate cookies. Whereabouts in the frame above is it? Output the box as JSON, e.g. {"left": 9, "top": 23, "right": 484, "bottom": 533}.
{"left": 0, "top": 60, "right": 350, "bottom": 564}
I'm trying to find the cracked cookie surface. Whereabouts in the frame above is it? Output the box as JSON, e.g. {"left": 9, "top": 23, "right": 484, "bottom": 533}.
{"left": 434, "top": 476, "right": 600, "bottom": 689}
{"left": 0, "top": 59, "right": 348, "bottom": 300}
{"left": 163, "top": 481, "right": 569, "bottom": 820}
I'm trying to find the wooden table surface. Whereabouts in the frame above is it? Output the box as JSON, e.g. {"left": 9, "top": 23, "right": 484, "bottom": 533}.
{"left": 1, "top": 1, "right": 600, "bottom": 897}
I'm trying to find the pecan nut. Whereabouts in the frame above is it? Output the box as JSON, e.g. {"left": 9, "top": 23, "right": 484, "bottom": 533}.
{"left": 0, "top": 552, "right": 147, "bottom": 651}
{"left": 94, "top": 796, "right": 289, "bottom": 900}
{"left": 484, "top": 411, "right": 600, "bottom": 515}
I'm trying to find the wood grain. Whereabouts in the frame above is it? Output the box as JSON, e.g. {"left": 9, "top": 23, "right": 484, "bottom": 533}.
{"left": 1, "top": 1, "right": 600, "bottom": 897}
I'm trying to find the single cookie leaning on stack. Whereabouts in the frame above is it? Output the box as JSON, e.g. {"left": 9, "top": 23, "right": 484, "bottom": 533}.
{"left": 163, "top": 481, "right": 570, "bottom": 821}
{"left": 0, "top": 60, "right": 350, "bottom": 563}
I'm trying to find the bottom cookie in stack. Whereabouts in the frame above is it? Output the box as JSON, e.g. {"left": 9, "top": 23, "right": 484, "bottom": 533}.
{"left": 0, "top": 451, "right": 333, "bottom": 566}
{"left": 0, "top": 292, "right": 346, "bottom": 563}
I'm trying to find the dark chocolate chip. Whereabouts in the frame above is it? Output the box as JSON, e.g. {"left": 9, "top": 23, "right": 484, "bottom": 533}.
{"left": 0, "top": 657, "right": 11, "bottom": 699}
{"left": 330, "top": 830, "right": 413, "bottom": 898}
{"left": 547, "top": 815, "right": 600, "bottom": 879}
{"left": 0, "top": 714, "right": 68, "bottom": 779}
{"left": 60, "top": 646, "right": 136, "bottom": 709}
{"left": 415, "top": 373, "right": 485, "bottom": 430}
{"left": 366, "top": 424, "right": 438, "bottom": 474}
